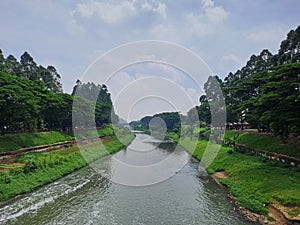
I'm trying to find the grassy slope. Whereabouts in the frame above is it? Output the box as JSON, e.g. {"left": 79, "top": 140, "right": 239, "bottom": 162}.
{"left": 0, "top": 132, "right": 135, "bottom": 203}
{"left": 0, "top": 126, "right": 116, "bottom": 153}
{"left": 225, "top": 130, "right": 300, "bottom": 158}
{"left": 0, "top": 131, "right": 73, "bottom": 152}
{"left": 180, "top": 137, "right": 300, "bottom": 215}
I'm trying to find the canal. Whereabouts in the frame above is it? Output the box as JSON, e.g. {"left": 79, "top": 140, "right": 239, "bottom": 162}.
{"left": 0, "top": 133, "right": 255, "bottom": 224}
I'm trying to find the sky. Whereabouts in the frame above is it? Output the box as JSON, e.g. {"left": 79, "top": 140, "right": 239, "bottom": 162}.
{"left": 1, "top": 0, "right": 299, "bottom": 121}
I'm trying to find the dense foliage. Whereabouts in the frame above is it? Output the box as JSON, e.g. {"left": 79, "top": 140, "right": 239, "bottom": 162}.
{"left": 130, "top": 112, "right": 182, "bottom": 132}
{"left": 0, "top": 50, "right": 62, "bottom": 93}
{"left": 71, "top": 80, "right": 118, "bottom": 126}
{"left": 0, "top": 50, "right": 117, "bottom": 134}
{"left": 188, "top": 25, "right": 300, "bottom": 139}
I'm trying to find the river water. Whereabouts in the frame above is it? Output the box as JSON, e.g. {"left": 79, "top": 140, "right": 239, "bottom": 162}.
{"left": 0, "top": 133, "right": 255, "bottom": 225}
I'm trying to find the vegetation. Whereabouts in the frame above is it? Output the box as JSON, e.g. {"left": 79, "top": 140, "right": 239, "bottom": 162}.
{"left": 130, "top": 112, "right": 182, "bottom": 131}
{"left": 0, "top": 131, "right": 73, "bottom": 152}
{"left": 0, "top": 48, "right": 135, "bottom": 204}
{"left": 186, "top": 25, "right": 300, "bottom": 140}
{"left": 181, "top": 137, "right": 300, "bottom": 215}
{"left": 225, "top": 131, "right": 300, "bottom": 158}
{"left": 71, "top": 81, "right": 119, "bottom": 126}
{"left": 0, "top": 50, "right": 62, "bottom": 93}
{"left": 0, "top": 50, "right": 117, "bottom": 135}
{"left": 129, "top": 112, "right": 210, "bottom": 142}
{"left": 1, "top": 24, "right": 300, "bottom": 220}
{"left": 0, "top": 132, "right": 135, "bottom": 203}
{"left": 0, "top": 124, "right": 118, "bottom": 153}
{"left": 126, "top": 26, "right": 300, "bottom": 218}
{"left": 0, "top": 70, "right": 117, "bottom": 134}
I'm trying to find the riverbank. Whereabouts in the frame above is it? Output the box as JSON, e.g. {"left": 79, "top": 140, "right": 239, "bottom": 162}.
{"left": 0, "top": 130, "right": 135, "bottom": 204}
{"left": 0, "top": 131, "right": 73, "bottom": 153}
{"left": 180, "top": 136, "right": 300, "bottom": 224}
{"left": 0, "top": 126, "right": 115, "bottom": 153}
{"left": 225, "top": 130, "right": 300, "bottom": 159}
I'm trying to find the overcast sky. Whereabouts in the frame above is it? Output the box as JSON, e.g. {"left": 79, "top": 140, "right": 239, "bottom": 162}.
{"left": 1, "top": 0, "right": 299, "bottom": 120}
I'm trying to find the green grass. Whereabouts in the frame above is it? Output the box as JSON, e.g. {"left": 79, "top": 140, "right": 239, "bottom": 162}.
{"left": 0, "top": 164, "right": 23, "bottom": 169}
{"left": 74, "top": 125, "right": 114, "bottom": 139}
{"left": 225, "top": 130, "right": 300, "bottom": 158}
{"left": 0, "top": 131, "right": 73, "bottom": 152}
{"left": 165, "top": 132, "right": 180, "bottom": 142}
{"left": 180, "top": 138, "right": 207, "bottom": 159}
{"left": 0, "top": 132, "right": 135, "bottom": 203}
{"left": 182, "top": 137, "right": 300, "bottom": 215}
{"left": 0, "top": 125, "right": 118, "bottom": 153}
{"left": 288, "top": 208, "right": 300, "bottom": 217}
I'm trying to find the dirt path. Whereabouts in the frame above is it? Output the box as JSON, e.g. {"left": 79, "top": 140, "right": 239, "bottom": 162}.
{"left": 268, "top": 205, "right": 292, "bottom": 225}
{"left": 269, "top": 204, "right": 300, "bottom": 225}
{"left": 211, "top": 171, "right": 229, "bottom": 179}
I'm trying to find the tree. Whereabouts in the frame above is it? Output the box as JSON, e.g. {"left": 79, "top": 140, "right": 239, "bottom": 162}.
{"left": 0, "top": 72, "right": 43, "bottom": 134}
{"left": 0, "top": 49, "right": 5, "bottom": 72}
{"left": 71, "top": 81, "right": 117, "bottom": 128}
{"left": 277, "top": 25, "right": 300, "bottom": 64}
{"left": 242, "top": 62, "right": 300, "bottom": 140}
{"left": 0, "top": 50, "right": 63, "bottom": 92}
{"left": 186, "top": 107, "right": 199, "bottom": 125}
{"left": 20, "top": 51, "right": 39, "bottom": 80}
{"left": 39, "top": 66, "right": 63, "bottom": 93}
{"left": 4, "top": 55, "right": 21, "bottom": 76}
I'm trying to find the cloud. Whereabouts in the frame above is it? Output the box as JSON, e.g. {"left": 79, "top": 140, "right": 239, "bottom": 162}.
{"left": 72, "top": 0, "right": 167, "bottom": 24}
{"left": 202, "top": 0, "right": 215, "bottom": 8}
{"left": 105, "top": 71, "right": 136, "bottom": 101}
{"left": 220, "top": 54, "right": 242, "bottom": 66}
{"left": 149, "top": 24, "right": 177, "bottom": 40}
{"left": 111, "top": 76, "right": 199, "bottom": 121}
{"left": 2, "top": 0, "right": 298, "bottom": 102}
{"left": 184, "top": 87, "right": 202, "bottom": 105}
{"left": 72, "top": 0, "right": 136, "bottom": 23}
{"left": 104, "top": 62, "right": 202, "bottom": 120}
{"left": 185, "top": 0, "right": 229, "bottom": 36}
{"left": 246, "top": 27, "right": 286, "bottom": 43}
{"left": 141, "top": 1, "right": 167, "bottom": 19}
{"left": 126, "top": 62, "right": 185, "bottom": 83}
{"left": 218, "top": 54, "right": 243, "bottom": 74}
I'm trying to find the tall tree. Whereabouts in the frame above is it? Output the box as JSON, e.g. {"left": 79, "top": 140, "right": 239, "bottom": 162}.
{"left": 39, "top": 66, "right": 63, "bottom": 93}
{"left": 277, "top": 25, "right": 300, "bottom": 64}
{"left": 4, "top": 55, "right": 21, "bottom": 76}
{"left": 20, "top": 51, "right": 39, "bottom": 80}
{"left": 0, "top": 49, "right": 5, "bottom": 72}
{"left": 242, "top": 62, "right": 300, "bottom": 139}
{"left": 71, "top": 81, "right": 117, "bottom": 127}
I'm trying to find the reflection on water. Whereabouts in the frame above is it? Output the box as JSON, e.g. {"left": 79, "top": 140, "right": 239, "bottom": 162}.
{"left": 90, "top": 133, "right": 191, "bottom": 186}
{"left": 0, "top": 133, "right": 255, "bottom": 225}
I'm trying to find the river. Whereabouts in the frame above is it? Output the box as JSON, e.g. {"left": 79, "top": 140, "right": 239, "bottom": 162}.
{"left": 0, "top": 133, "right": 255, "bottom": 224}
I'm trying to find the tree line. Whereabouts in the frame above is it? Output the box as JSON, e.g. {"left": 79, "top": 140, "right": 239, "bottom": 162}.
{"left": 188, "top": 25, "right": 300, "bottom": 140}
{"left": 0, "top": 50, "right": 117, "bottom": 135}
{"left": 0, "top": 50, "right": 62, "bottom": 93}
{"left": 130, "top": 26, "right": 300, "bottom": 142}
{"left": 130, "top": 112, "right": 182, "bottom": 132}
